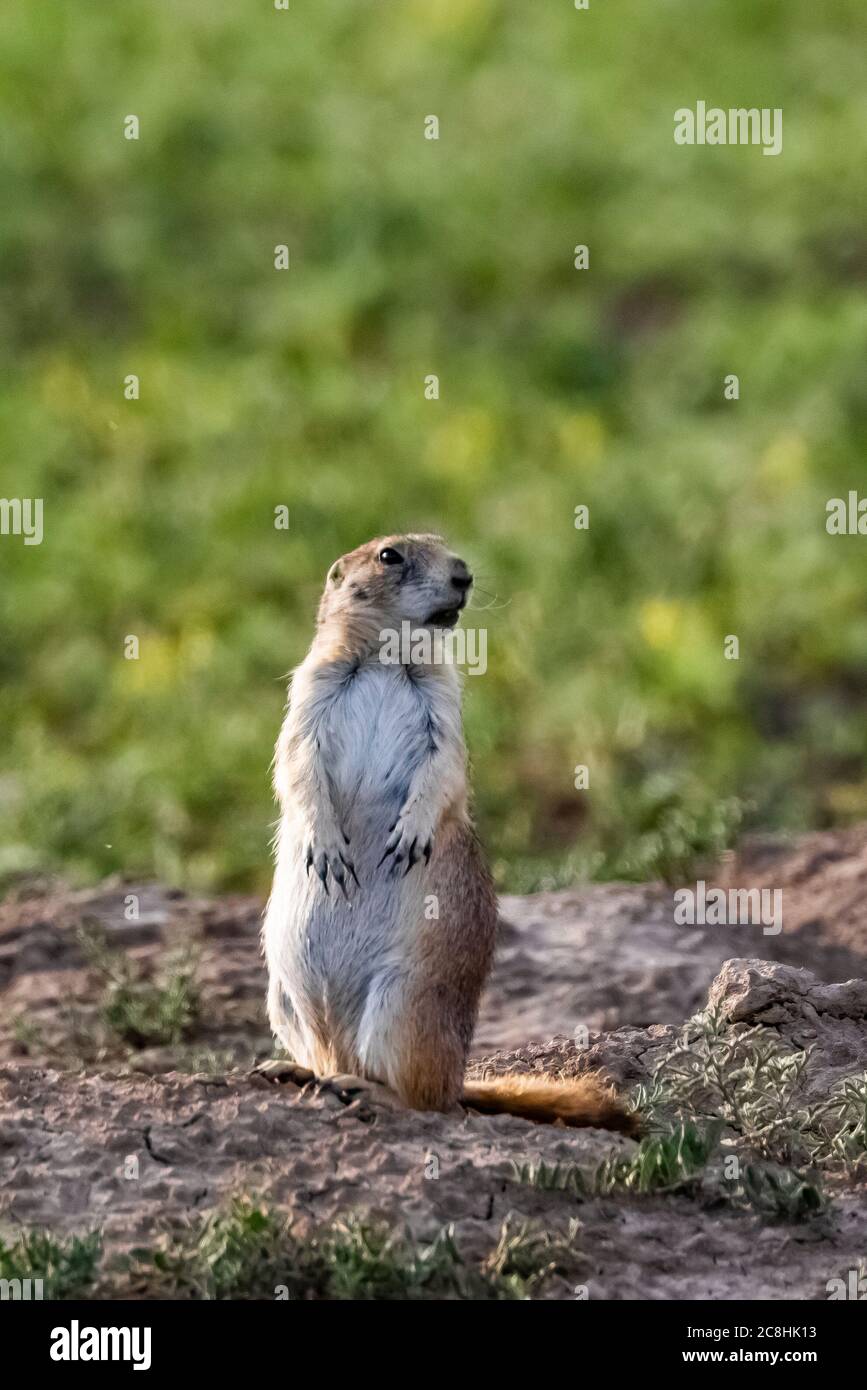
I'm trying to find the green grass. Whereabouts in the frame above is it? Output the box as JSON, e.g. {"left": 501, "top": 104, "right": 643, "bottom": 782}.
{"left": 126, "top": 1198, "right": 576, "bottom": 1300}
{"left": 0, "top": 1230, "right": 101, "bottom": 1299}
{"left": 513, "top": 1003, "right": 864, "bottom": 1221}
{"left": 603, "top": 1005, "right": 867, "bottom": 1219}
{"left": 812, "top": 1075, "right": 867, "bottom": 1163}
{"left": 637, "top": 1009, "right": 814, "bottom": 1161}
{"left": 514, "top": 1122, "right": 719, "bottom": 1199}
{"left": 1, "top": 1, "right": 867, "bottom": 892}
{"left": 593, "top": 1123, "right": 720, "bottom": 1196}
{"left": 637, "top": 1008, "right": 867, "bottom": 1173}
{"left": 738, "top": 1163, "right": 825, "bottom": 1221}
{"left": 7, "top": 1205, "right": 559, "bottom": 1300}
{"left": 513, "top": 1121, "right": 826, "bottom": 1221}
{"left": 78, "top": 927, "right": 200, "bottom": 1049}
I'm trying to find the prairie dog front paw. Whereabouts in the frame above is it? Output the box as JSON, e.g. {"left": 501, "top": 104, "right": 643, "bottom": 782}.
{"left": 304, "top": 827, "right": 359, "bottom": 898}
{"left": 377, "top": 805, "right": 436, "bottom": 876}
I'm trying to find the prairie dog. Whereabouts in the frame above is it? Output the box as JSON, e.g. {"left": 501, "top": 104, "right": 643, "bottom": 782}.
{"left": 262, "top": 534, "right": 634, "bottom": 1132}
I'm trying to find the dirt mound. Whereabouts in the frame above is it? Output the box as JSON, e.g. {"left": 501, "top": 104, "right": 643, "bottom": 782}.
{"left": 2, "top": 826, "right": 866, "bottom": 1068}
{"left": 1, "top": 956, "right": 865, "bottom": 1300}
{"left": 721, "top": 824, "right": 867, "bottom": 960}
{"left": 1, "top": 830, "right": 866, "bottom": 1299}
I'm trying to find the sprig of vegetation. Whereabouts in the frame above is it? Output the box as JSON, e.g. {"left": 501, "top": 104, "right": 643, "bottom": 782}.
{"left": 125, "top": 1198, "right": 580, "bottom": 1300}
{"left": 594, "top": 1122, "right": 721, "bottom": 1196}
{"left": 511, "top": 1158, "right": 587, "bottom": 1197}
{"left": 513, "top": 1120, "right": 826, "bottom": 1222}
{"left": 77, "top": 927, "right": 200, "bottom": 1049}
{"left": 632, "top": 1009, "right": 862, "bottom": 1191}
{"left": 514, "top": 1122, "right": 719, "bottom": 1200}
{"left": 807, "top": 1074, "right": 867, "bottom": 1164}
{"left": 737, "top": 1163, "right": 825, "bottom": 1221}
{"left": 0, "top": 1230, "right": 101, "bottom": 1299}
{"left": 481, "top": 1215, "right": 582, "bottom": 1298}
{"left": 636, "top": 1009, "right": 814, "bottom": 1161}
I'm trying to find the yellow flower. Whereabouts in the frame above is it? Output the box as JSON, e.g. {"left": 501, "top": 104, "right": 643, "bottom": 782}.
{"left": 425, "top": 409, "right": 496, "bottom": 481}
{"left": 558, "top": 411, "right": 606, "bottom": 468}
{"left": 639, "top": 598, "right": 684, "bottom": 651}
{"left": 758, "top": 430, "right": 809, "bottom": 492}
{"left": 411, "top": 0, "right": 492, "bottom": 33}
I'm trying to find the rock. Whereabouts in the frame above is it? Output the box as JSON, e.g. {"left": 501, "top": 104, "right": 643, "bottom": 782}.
{"left": 704, "top": 958, "right": 867, "bottom": 1102}
{"left": 708, "top": 957, "right": 867, "bottom": 1025}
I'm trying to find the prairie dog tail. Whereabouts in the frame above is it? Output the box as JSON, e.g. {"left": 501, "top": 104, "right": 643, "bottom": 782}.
{"left": 461, "top": 1073, "right": 639, "bottom": 1136}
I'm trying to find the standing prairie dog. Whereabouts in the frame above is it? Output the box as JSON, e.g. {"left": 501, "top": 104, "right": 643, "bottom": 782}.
{"left": 262, "top": 534, "right": 635, "bottom": 1132}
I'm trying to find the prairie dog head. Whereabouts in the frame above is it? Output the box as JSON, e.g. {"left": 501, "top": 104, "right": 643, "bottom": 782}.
{"left": 316, "top": 533, "right": 473, "bottom": 658}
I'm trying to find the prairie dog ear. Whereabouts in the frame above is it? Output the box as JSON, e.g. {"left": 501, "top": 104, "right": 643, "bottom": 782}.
{"left": 327, "top": 560, "right": 344, "bottom": 587}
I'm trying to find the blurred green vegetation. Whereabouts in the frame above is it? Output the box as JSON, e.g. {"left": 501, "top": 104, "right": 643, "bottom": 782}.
{"left": 1, "top": 0, "right": 867, "bottom": 894}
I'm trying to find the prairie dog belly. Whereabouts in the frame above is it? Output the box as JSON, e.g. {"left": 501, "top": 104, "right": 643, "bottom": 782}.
{"left": 323, "top": 664, "right": 431, "bottom": 858}
{"left": 264, "top": 665, "right": 432, "bottom": 1056}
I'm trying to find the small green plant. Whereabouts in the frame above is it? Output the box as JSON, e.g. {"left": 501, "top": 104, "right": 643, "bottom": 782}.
{"left": 127, "top": 1198, "right": 576, "bottom": 1300}
{"left": 77, "top": 927, "right": 200, "bottom": 1048}
{"left": 809, "top": 1074, "right": 867, "bottom": 1164}
{"left": 511, "top": 1158, "right": 587, "bottom": 1197}
{"left": 737, "top": 1163, "right": 826, "bottom": 1220}
{"left": 512, "top": 1127, "right": 824, "bottom": 1222}
{"left": 188, "top": 1199, "right": 287, "bottom": 1300}
{"left": 637, "top": 1010, "right": 867, "bottom": 1178}
{"left": 481, "top": 1215, "right": 581, "bottom": 1298}
{"left": 594, "top": 1122, "right": 720, "bottom": 1196}
{"left": 0, "top": 1230, "right": 101, "bottom": 1299}
{"left": 129, "top": 1198, "right": 289, "bottom": 1300}
{"left": 514, "top": 1123, "right": 719, "bottom": 1200}
{"left": 636, "top": 1009, "right": 813, "bottom": 1161}
{"left": 609, "top": 786, "right": 745, "bottom": 886}
{"left": 10, "top": 1014, "right": 42, "bottom": 1054}
{"left": 313, "top": 1217, "right": 464, "bottom": 1301}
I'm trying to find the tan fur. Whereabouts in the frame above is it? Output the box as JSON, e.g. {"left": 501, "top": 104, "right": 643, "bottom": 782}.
{"left": 264, "top": 534, "right": 636, "bottom": 1138}
{"left": 461, "top": 1074, "right": 640, "bottom": 1135}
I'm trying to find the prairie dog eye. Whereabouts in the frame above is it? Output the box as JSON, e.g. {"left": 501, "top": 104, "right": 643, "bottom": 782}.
{"left": 378, "top": 547, "right": 404, "bottom": 566}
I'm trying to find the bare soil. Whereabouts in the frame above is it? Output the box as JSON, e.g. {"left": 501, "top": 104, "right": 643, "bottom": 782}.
{"left": 1, "top": 827, "right": 866, "bottom": 1300}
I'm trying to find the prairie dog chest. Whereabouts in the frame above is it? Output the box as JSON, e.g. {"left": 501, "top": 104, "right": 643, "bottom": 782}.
{"left": 322, "top": 664, "right": 433, "bottom": 810}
